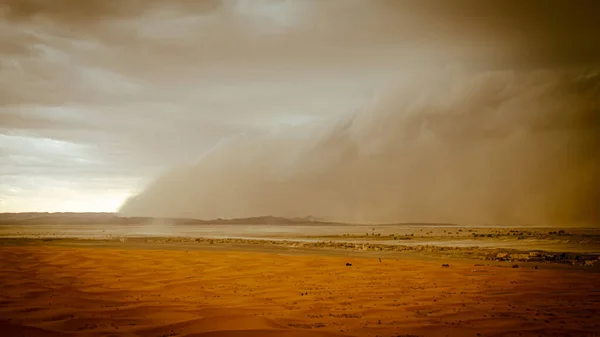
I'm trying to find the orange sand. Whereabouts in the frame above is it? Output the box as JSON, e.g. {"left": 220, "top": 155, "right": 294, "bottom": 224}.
{"left": 0, "top": 246, "right": 598, "bottom": 337}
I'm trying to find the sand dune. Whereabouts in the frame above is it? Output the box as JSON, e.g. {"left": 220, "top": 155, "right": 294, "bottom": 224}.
{"left": 1, "top": 245, "right": 599, "bottom": 337}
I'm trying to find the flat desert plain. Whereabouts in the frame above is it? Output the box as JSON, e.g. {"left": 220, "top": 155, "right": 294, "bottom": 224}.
{"left": 1, "top": 243, "right": 599, "bottom": 337}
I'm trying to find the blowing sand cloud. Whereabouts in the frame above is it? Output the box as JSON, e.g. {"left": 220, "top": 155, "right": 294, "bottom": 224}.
{"left": 120, "top": 69, "right": 600, "bottom": 226}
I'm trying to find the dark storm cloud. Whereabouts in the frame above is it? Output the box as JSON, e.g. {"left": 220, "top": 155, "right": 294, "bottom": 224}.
{"left": 2, "top": 0, "right": 597, "bottom": 69}
{"left": 383, "top": 0, "right": 600, "bottom": 67}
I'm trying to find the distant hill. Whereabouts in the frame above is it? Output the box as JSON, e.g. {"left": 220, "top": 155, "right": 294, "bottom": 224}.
{"left": 0, "top": 213, "right": 342, "bottom": 226}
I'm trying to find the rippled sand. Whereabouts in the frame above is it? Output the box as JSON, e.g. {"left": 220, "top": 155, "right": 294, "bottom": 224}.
{"left": 1, "top": 244, "right": 599, "bottom": 337}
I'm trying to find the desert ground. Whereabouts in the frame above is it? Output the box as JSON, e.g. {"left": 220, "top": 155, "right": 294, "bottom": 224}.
{"left": 1, "top": 215, "right": 599, "bottom": 337}
{"left": 0, "top": 238, "right": 599, "bottom": 337}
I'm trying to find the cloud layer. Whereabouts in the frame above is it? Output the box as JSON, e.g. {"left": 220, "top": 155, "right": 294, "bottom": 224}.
{"left": 2, "top": 0, "right": 600, "bottom": 217}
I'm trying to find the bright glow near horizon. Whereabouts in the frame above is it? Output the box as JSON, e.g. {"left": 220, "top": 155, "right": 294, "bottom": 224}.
{"left": 0, "top": 190, "right": 131, "bottom": 213}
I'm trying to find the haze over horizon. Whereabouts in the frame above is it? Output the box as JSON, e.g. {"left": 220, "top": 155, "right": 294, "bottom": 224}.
{"left": 1, "top": 0, "right": 599, "bottom": 226}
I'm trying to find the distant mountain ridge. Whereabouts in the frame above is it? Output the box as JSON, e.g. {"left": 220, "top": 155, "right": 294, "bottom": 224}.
{"left": 0, "top": 212, "right": 341, "bottom": 225}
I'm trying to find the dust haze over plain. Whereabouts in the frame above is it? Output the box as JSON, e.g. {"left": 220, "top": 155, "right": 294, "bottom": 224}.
{"left": 1, "top": 1, "right": 599, "bottom": 225}
{"left": 121, "top": 69, "right": 600, "bottom": 225}
{"left": 119, "top": 1, "right": 600, "bottom": 226}
{"left": 118, "top": 1, "right": 599, "bottom": 226}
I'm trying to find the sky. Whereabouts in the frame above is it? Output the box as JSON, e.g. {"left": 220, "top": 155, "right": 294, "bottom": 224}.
{"left": 1, "top": 0, "right": 599, "bottom": 225}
